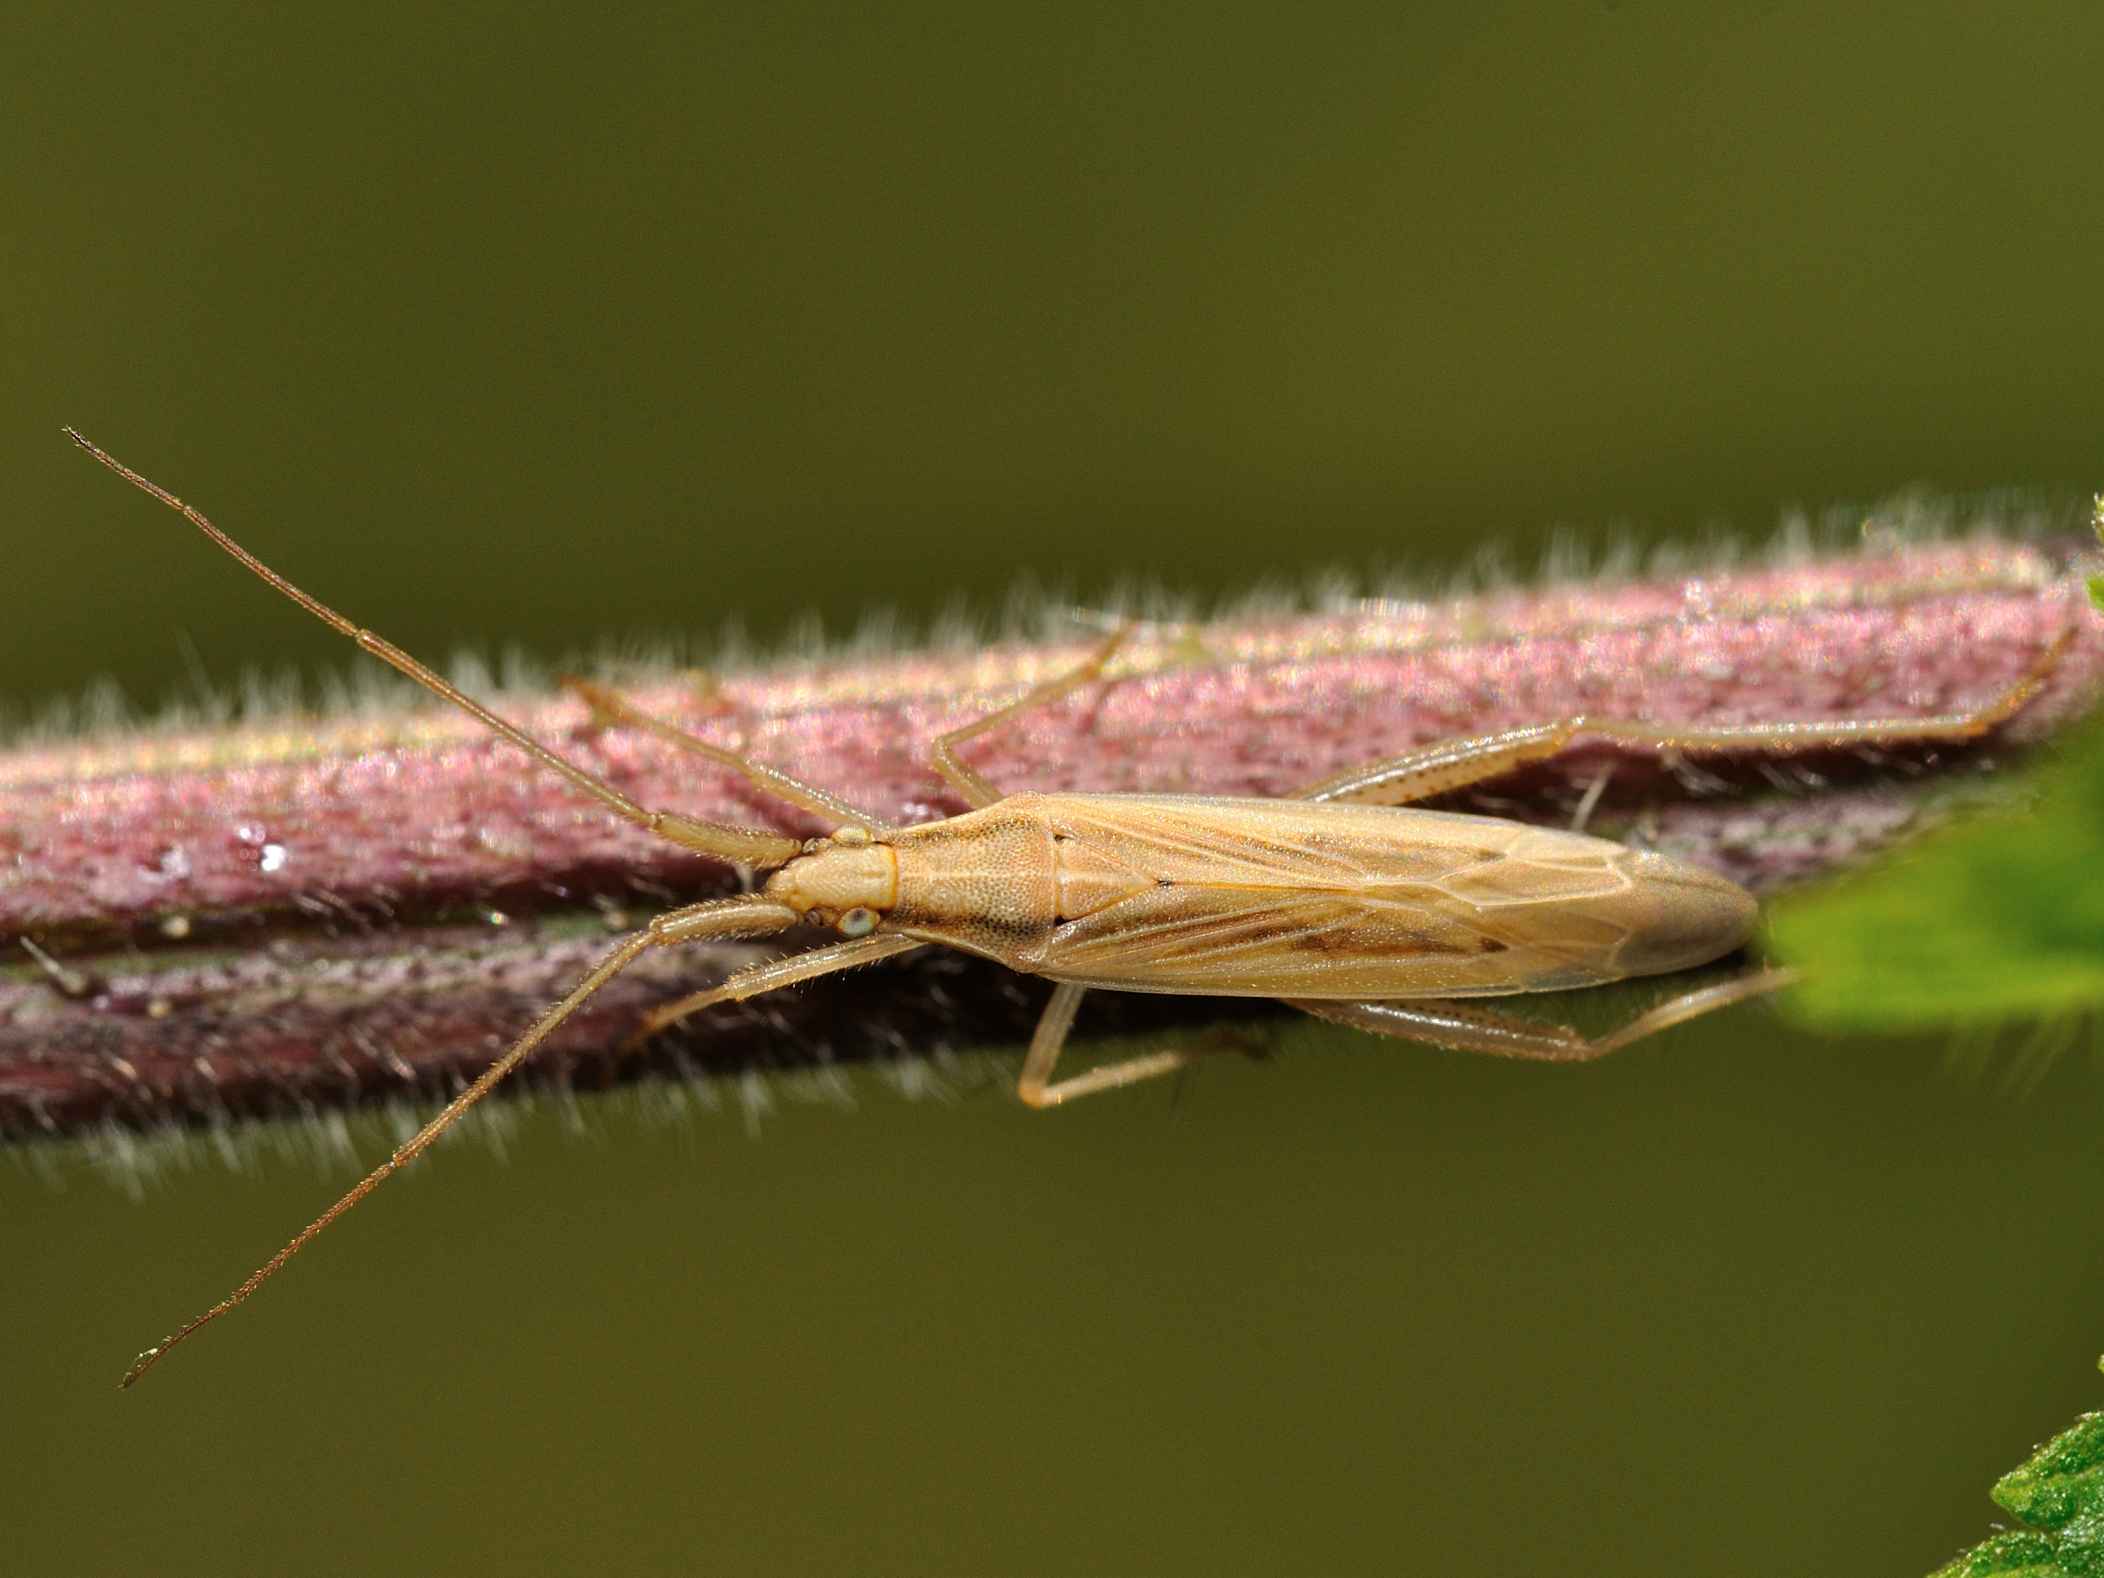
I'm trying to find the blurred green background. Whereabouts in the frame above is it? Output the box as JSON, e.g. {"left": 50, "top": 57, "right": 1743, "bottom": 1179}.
{"left": 8, "top": 4, "right": 2104, "bottom": 1574}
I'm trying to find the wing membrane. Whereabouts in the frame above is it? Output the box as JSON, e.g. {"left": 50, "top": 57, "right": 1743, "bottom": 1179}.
{"left": 1028, "top": 794, "right": 1646, "bottom": 998}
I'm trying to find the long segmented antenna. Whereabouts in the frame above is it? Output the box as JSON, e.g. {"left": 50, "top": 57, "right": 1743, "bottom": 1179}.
{"left": 64, "top": 429, "right": 803, "bottom": 870}
{"left": 63, "top": 430, "right": 819, "bottom": 1385}
{"left": 118, "top": 894, "right": 798, "bottom": 1388}
{"left": 118, "top": 929, "right": 649, "bottom": 1387}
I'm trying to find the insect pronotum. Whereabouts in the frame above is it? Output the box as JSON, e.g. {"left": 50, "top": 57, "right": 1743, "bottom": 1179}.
{"left": 67, "top": 430, "right": 2069, "bottom": 1387}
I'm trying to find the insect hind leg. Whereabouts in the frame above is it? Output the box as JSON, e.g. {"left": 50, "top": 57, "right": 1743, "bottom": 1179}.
{"left": 1285, "top": 968, "right": 1798, "bottom": 1062}
{"left": 1291, "top": 628, "right": 2075, "bottom": 808}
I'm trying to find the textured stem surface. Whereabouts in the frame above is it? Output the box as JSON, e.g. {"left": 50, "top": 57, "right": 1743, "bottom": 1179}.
{"left": 5, "top": 533, "right": 2099, "bottom": 1139}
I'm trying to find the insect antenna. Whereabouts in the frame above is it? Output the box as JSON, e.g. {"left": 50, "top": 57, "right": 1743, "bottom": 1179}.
{"left": 64, "top": 429, "right": 803, "bottom": 869}
{"left": 64, "top": 432, "right": 830, "bottom": 1383}
{"left": 120, "top": 893, "right": 800, "bottom": 1388}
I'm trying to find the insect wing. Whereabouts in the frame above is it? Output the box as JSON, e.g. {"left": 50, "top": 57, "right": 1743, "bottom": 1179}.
{"left": 1030, "top": 795, "right": 1648, "bottom": 999}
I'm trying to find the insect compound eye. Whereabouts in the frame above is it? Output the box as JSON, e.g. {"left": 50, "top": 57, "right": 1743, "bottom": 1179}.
{"left": 838, "top": 906, "right": 878, "bottom": 938}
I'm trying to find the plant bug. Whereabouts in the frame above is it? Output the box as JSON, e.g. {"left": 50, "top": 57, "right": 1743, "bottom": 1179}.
{"left": 65, "top": 430, "right": 2070, "bottom": 1385}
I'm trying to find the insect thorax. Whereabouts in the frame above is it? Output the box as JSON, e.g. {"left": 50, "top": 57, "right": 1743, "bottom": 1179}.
{"left": 884, "top": 803, "right": 1061, "bottom": 959}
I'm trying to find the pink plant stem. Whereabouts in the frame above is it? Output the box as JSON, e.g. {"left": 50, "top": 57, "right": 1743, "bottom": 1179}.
{"left": 4, "top": 534, "right": 2099, "bottom": 1138}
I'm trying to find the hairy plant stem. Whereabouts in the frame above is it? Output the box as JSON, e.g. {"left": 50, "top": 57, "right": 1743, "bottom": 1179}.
{"left": 5, "top": 533, "right": 2099, "bottom": 1139}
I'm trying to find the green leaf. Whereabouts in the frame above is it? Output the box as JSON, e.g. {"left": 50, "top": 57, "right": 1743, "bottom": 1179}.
{"left": 2090, "top": 495, "right": 2104, "bottom": 613}
{"left": 1928, "top": 1361, "right": 2104, "bottom": 1576}
{"left": 1768, "top": 708, "right": 2104, "bottom": 1030}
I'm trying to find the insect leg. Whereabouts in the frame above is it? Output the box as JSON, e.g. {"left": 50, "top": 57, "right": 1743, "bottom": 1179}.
{"left": 928, "top": 624, "right": 1135, "bottom": 808}
{"left": 120, "top": 893, "right": 800, "bottom": 1387}
{"left": 1015, "top": 981, "right": 1199, "bottom": 1107}
{"left": 1283, "top": 968, "right": 1798, "bottom": 1062}
{"left": 624, "top": 933, "right": 926, "bottom": 1047}
{"left": 69, "top": 432, "right": 805, "bottom": 871}
{"left": 563, "top": 676, "right": 889, "bottom": 830}
{"left": 1292, "top": 628, "right": 2074, "bottom": 807}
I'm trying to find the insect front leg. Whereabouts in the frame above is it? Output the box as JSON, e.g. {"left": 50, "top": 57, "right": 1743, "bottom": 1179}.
{"left": 561, "top": 675, "right": 889, "bottom": 829}
{"left": 1284, "top": 968, "right": 1798, "bottom": 1062}
{"left": 623, "top": 934, "right": 926, "bottom": 1048}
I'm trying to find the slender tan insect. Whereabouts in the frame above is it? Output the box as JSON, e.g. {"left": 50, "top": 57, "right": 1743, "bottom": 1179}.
{"left": 68, "top": 430, "right": 2069, "bottom": 1387}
